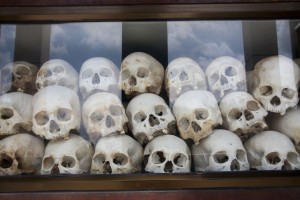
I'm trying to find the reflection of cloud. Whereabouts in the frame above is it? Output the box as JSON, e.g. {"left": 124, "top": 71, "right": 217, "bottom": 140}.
{"left": 276, "top": 20, "right": 293, "bottom": 58}
{"left": 0, "top": 25, "right": 16, "bottom": 67}
{"left": 168, "top": 21, "right": 245, "bottom": 70}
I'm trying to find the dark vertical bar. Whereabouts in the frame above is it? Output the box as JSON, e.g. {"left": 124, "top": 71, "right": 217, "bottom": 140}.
{"left": 289, "top": 21, "right": 300, "bottom": 59}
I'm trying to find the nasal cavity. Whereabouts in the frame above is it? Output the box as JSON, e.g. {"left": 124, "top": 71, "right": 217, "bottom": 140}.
{"left": 92, "top": 74, "right": 100, "bottom": 84}
{"left": 51, "top": 164, "right": 60, "bottom": 174}
{"left": 129, "top": 75, "right": 137, "bottom": 86}
{"left": 106, "top": 115, "right": 115, "bottom": 128}
{"left": 230, "top": 159, "right": 240, "bottom": 171}
{"left": 179, "top": 71, "right": 189, "bottom": 81}
{"left": 103, "top": 161, "right": 112, "bottom": 174}
{"left": 270, "top": 96, "right": 281, "bottom": 106}
{"left": 164, "top": 161, "right": 173, "bottom": 173}
{"left": 49, "top": 120, "right": 60, "bottom": 133}
{"left": 282, "top": 160, "right": 292, "bottom": 170}
{"left": 220, "top": 75, "right": 228, "bottom": 85}
{"left": 149, "top": 114, "right": 160, "bottom": 127}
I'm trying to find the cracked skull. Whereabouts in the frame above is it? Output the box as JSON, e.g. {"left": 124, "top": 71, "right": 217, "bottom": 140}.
{"left": 126, "top": 93, "right": 176, "bottom": 145}
{"left": 244, "top": 131, "right": 300, "bottom": 170}
{"left": 32, "top": 85, "right": 81, "bottom": 140}
{"left": 79, "top": 57, "right": 120, "bottom": 100}
{"left": 172, "top": 90, "right": 222, "bottom": 144}
{"left": 118, "top": 52, "right": 164, "bottom": 98}
{"left": 82, "top": 92, "right": 128, "bottom": 145}
{"left": 192, "top": 129, "right": 249, "bottom": 172}
{"left": 144, "top": 135, "right": 191, "bottom": 173}
{"left": 91, "top": 134, "right": 143, "bottom": 174}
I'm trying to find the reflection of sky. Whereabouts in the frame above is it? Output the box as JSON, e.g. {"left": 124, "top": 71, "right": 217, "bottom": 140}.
{"left": 49, "top": 22, "right": 122, "bottom": 72}
{"left": 0, "top": 25, "right": 16, "bottom": 68}
{"left": 276, "top": 20, "right": 293, "bottom": 58}
{"left": 168, "top": 21, "right": 245, "bottom": 70}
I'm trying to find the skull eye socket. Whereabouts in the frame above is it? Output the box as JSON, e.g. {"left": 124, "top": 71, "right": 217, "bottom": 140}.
{"left": 246, "top": 100, "right": 260, "bottom": 111}
{"left": 100, "top": 68, "right": 112, "bottom": 77}
{"left": 178, "top": 117, "right": 190, "bottom": 131}
{"left": 109, "top": 105, "right": 123, "bottom": 116}
{"left": 179, "top": 70, "right": 189, "bottom": 81}
{"left": 210, "top": 72, "right": 220, "bottom": 85}
{"left": 121, "top": 69, "right": 130, "bottom": 80}
{"left": 152, "top": 151, "right": 166, "bottom": 164}
{"left": 134, "top": 112, "right": 147, "bottom": 122}
{"left": 0, "top": 108, "right": 14, "bottom": 120}
{"left": 16, "top": 65, "right": 30, "bottom": 76}
{"left": 35, "top": 111, "right": 49, "bottom": 125}
{"left": 259, "top": 86, "right": 273, "bottom": 96}
{"left": 228, "top": 108, "right": 242, "bottom": 121}
{"left": 266, "top": 152, "right": 281, "bottom": 165}
{"left": 61, "top": 156, "right": 76, "bottom": 168}
{"left": 137, "top": 67, "right": 149, "bottom": 78}
{"left": 113, "top": 153, "right": 128, "bottom": 166}
{"left": 154, "top": 105, "right": 167, "bottom": 116}
{"left": 81, "top": 69, "right": 93, "bottom": 79}
{"left": 57, "top": 108, "right": 72, "bottom": 121}
{"left": 173, "top": 153, "right": 187, "bottom": 167}
{"left": 213, "top": 151, "right": 229, "bottom": 164}
{"left": 236, "top": 150, "right": 247, "bottom": 162}
{"left": 194, "top": 109, "right": 208, "bottom": 120}
{"left": 168, "top": 69, "right": 178, "bottom": 79}
{"left": 53, "top": 65, "right": 65, "bottom": 73}
{"left": 90, "top": 111, "right": 104, "bottom": 123}
{"left": 287, "top": 152, "right": 300, "bottom": 165}
{"left": 0, "top": 153, "right": 13, "bottom": 169}
{"left": 282, "top": 88, "right": 295, "bottom": 99}
{"left": 43, "top": 156, "right": 55, "bottom": 170}
{"left": 93, "top": 154, "right": 106, "bottom": 165}
{"left": 224, "top": 66, "right": 237, "bottom": 76}
{"left": 38, "top": 69, "right": 52, "bottom": 78}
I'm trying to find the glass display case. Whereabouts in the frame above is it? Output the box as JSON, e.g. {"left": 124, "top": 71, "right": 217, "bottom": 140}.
{"left": 0, "top": 1, "right": 300, "bottom": 198}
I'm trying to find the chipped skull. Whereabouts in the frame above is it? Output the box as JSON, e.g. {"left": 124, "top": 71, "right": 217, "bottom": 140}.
{"left": 0, "top": 92, "right": 33, "bottom": 135}
{"left": 192, "top": 129, "right": 249, "bottom": 172}
{"left": 172, "top": 90, "right": 222, "bottom": 144}
{"left": 252, "top": 55, "right": 300, "bottom": 115}
{"left": 119, "top": 52, "right": 164, "bottom": 98}
{"left": 244, "top": 131, "right": 300, "bottom": 170}
{"left": 144, "top": 135, "right": 191, "bottom": 173}
{"left": 36, "top": 59, "right": 79, "bottom": 92}
{"left": 79, "top": 57, "right": 120, "bottom": 100}
{"left": 41, "top": 134, "right": 94, "bottom": 174}
{"left": 220, "top": 91, "right": 268, "bottom": 141}
{"left": 205, "top": 56, "right": 246, "bottom": 102}
{"left": 126, "top": 93, "right": 176, "bottom": 145}
{"left": 91, "top": 135, "right": 143, "bottom": 174}
{"left": 165, "top": 57, "right": 207, "bottom": 106}
{"left": 82, "top": 92, "right": 128, "bottom": 145}
{"left": 32, "top": 85, "right": 81, "bottom": 140}
{"left": 0, "top": 133, "right": 44, "bottom": 175}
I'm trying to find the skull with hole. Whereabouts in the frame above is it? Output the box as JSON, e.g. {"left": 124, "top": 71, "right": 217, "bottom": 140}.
{"left": 126, "top": 93, "right": 176, "bottom": 145}
{"left": 41, "top": 134, "right": 93, "bottom": 174}
{"left": 0, "top": 61, "right": 38, "bottom": 95}
{"left": 82, "top": 92, "right": 128, "bottom": 145}
{"left": 118, "top": 52, "right": 164, "bottom": 98}
{"left": 91, "top": 134, "right": 143, "bottom": 174}
{"left": 165, "top": 57, "right": 207, "bottom": 106}
{"left": 0, "top": 92, "right": 33, "bottom": 135}
{"left": 172, "top": 90, "right": 222, "bottom": 144}
{"left": 144, "top": 135, "right": 191, "bottom": 173}
{"left": 268, "top": 107, "right": 300, "bottom": 153}
{"left": 244, "top": 131, "right": 300, "bottom": 170}
{"left": 0, "top": 133, "right": 44, "bottom": 175}
{"left": 32, "top": 85, "right": 81, "bottom": 140}
{"left": 252, "top": 55, "right": 300, "bottom": 115}
{"left": 192, "top": 129, "right": 249, "bottom": 172}
{"left": 220, "top": 91, "right": 268, "bottom": 141}
{"left": 205, "top": 56, "right": 246, "bottom": 102}
{"left": 36, "top": 59, "right": 79, "bottom": 92}
{"left": 79, "top": 57, "right": 120, "bottom": 100}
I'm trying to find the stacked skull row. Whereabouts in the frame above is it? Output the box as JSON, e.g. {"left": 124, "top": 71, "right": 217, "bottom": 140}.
{"left": 0, "top": 53, "right": 300, "bottom": 175}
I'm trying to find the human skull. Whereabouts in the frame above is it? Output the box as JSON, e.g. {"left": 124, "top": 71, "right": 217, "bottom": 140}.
{"left": 82, "top": 92, "right": 128, "bottom": 145}
{"left": 0, "top": 92, "right": 33, "bottom": 135}
{"left": 79, "top": 57, "right": 120, "bottom": 100}
{"left": 0, "top": 133, "right": 44, "bottom": 175}
{"left": 220, "top": 91, "right": 268, "bottom": 141}
{"left": 32, "top": 85, "right": 81, "bottom": 140}
{"left": 91, "top": 134, "right": 143, "bottom": 174}
{"left": 119, "top": 52, "right": 164, "bottom": 98}
{"left": 268, "top": 106, "right": 300, "bottom": 153}
{"left": 126, "top": 93, "right": 176, "bottom": 145}
{"left": 0, "top": 61, "right": 38, "bottom": 95}
{"left": 172, "top": 90, "right": 222, "bottom": 144}
{"left": 205, "top": 56, "right": 246, "bottom": 102}
{"left": 244, "top": 131, "right": 300, "bottom": 170}
{"left": 165, "top": 57, "right": 207, "bottom": 106}
{"left": 252, "top": 55, "right": 300, "bottom": 115}
{"left": 192, "top": 129, "right": 249, "bottom": 172}
{"left": 36, "top": 59, "right": 79, "bottom": 92}
{"left": 41, "top": 134, "right": 94, "bottom": 174}
{"left": 144, "top": 135, "right": 191, "bottom": 173}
